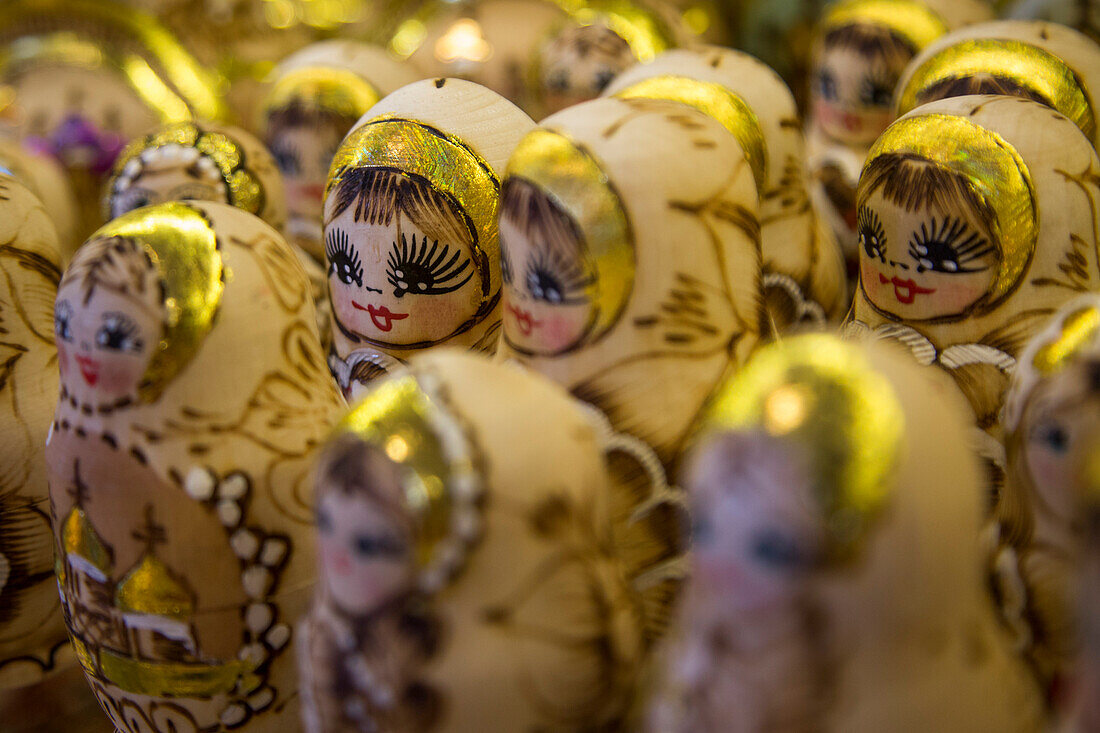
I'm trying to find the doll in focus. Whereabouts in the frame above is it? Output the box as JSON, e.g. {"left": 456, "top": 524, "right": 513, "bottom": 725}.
{"left": 806, "top": 0, "right": 992, "bottom": 272}
{"left": 262, "top": 41, "right": 420, "bottom": 263}
{"left": 324, "top": 78, "right": 533, "bottom": 397}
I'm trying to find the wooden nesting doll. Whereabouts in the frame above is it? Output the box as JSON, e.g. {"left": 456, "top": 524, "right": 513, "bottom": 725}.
{"left": 647, "top": 333, "right": 1044, "bottom": 732}
{"left": 390, "top": 0, "right": 571, "bottom": 117}
{"left": 0, "top": 136, "right": 80, "bottom": 262}
{"left": 103, "top": 119, "right": 337, "bottom": 352}
{"left": 45, "top": 201, "right": 344, "bottom": 733}
{"left": 324, "top": 78, "right": 534, "bottom": 398}
{"left": 534, "top": 0, "right": 685, "bottom": 116}
{"left": 495, "top": 95, "right": 764, "bottom": 470}
{"left": 0, "top": 176, "right": 68, "bottom": 690}
{"left": 298, "top": 350, "right": 673, "bottom": 732}
{"left": 993, "top": 295, "right": 1100, "bottom": 689}
{"left": 262, "top": 41, "right": 422, "bottom": 264}
{"left": 806, "top": 0, "right": 993, "bottom": 271}
{"left": 896, "top": 20, "right": 1100, "bottom": 153}
{"left": 845, "top": 95, "right": 1100, "bottom": 482}
{"left": 0, "top": 0, "right": 225, "bottom": 240}
{"left": 603, "top": 46, "right": 848, "bottom": 331}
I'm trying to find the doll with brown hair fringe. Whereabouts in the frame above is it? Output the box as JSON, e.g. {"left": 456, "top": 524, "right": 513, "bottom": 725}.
{"left": 323, "top": 78, "right": 534, "bottom": 399}
{"left": 806, "top": 0, "right": 992, "bottom": 272}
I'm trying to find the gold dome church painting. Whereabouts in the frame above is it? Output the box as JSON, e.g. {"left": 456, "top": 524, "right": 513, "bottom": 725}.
{"left": 46, "top": 201, "right": 344, "bottom": 732}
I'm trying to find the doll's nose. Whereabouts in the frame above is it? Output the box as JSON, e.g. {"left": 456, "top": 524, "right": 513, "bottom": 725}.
{"left": 889, "top": 259, "right": 909, "bottom": 270}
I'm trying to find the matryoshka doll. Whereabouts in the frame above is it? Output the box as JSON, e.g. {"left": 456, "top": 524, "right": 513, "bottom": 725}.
{"left": 994, "top": 295, "right": 1100, "bottom": 691}
{"left": 0, "top": 136, "right": 80, "bottom": 262}
{"left": 895, "top": 20, "right": 1100, "bottom": 152}
{"left": 0, "top": 0, "right": 225, "bottom": 239}
{"left": 45, "top": 201, "right": 344, "bottom": 732}
{"left": 496, "top": 96, "right": 764, "bottom": 470}
{"left": 806, "top": 0, "right": 992, "bottom": 271}
{"left": 845, "top": 95, "right": 1100, "bottom": 481}
{"left": 1005, "top": 0, "right": 1100, "bottom": 45}
{"left": 299, "top": 351, "right": 665, "bottom": 732}
{"left": 535, "top": 0, "right": 685, "bottom": 116}
{"left": 647, "top": 334, "right": 1044, "bottom": 731}
{"left": 603, "top": 45, "right": 848, "bottom": 331}
{"left": 324, "top": 78, "right": 534, "bottom": 397}
{"left": 262, "top": 41, "right": 422, "bottom": 264}
{"left": 0, "top": 176, "right": 68, "bottom": 690}
{"left": 390, "top": 0, "right": 570, "bottom": 117}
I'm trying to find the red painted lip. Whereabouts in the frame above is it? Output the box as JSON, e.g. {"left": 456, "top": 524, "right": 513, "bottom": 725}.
{"left": 302, "top": 184, "right": 325, "bottom": 201}
{"left": 75, "top": 355, "right": 99, "bottom": 386}
{"left": 352, "top": 301, "right": 409, "bottom": 332}
{"left": 507, "top": 304, "right": 541, "bottom": 336}
{"left": 880, "top": 273, "right": 935, "bottom": 304}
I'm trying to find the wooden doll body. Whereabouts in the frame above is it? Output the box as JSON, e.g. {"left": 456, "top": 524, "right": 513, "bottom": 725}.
{"left": 1005, "top": 0, "right": 1100, "bottom": 45}
{"left": 46, "top": 201, "right": 344, "bottom": 732}
{"left": 0, "top": 0, "right": 224, "bottom": 240}
{"left": 806, "top": 0, "right": 993, "bottom": 270}
{"left": 0, "top": 176, "right": 68, "bottom": 690}
{"left": 0, "top": 137, "right": 80, "bottom": 261}
{"left": 845, "top": 94, "right": 1100, "bottom": 457}
{"left": 299, "top": 351, "right": 657, "bottom": 732}
{"left": 603, "top": 45, "right": 848, "bottom": 331}
{"left": 995, "top": 295, "right": 1100, "bottom": 688}
{"left": 262, "top": 41, "right": 421, "bottom": 264}
{"left": 649, "top": 334, "right": 1044, "bottom": 732}
{"left": 495, "top": 96, "right": 764, "bottom": 469}
{"left": 896, "top": 20, "right": 1100, "bottom": 152}
{"left": 323, "top": 78, "right": 534, "bottom": 398}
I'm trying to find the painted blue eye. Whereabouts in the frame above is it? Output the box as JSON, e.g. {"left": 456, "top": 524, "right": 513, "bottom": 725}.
{"left": 691, "top": 517, "right": 713, "bottom": 546}
{"left": 352, "top": 533, "right": 406, "bottom": 558}
{"left": 316, "top": 508, "right": 333, "bottom": 534}
{"left": 1039, "top": 424, "right": 1070, "bottom": 454}
{"left": 751, "top": 529, "right": 806, "bottom": 570}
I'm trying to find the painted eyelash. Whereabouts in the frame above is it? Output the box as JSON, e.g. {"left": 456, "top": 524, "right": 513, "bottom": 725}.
{"left": 527, "top": 245, "right": 593, "bottom": 304}
{"left": 857, "top": 207, "right": 886, "bottom": 258}
{"left": 325, "top": 228, "right": 363, "bottom": 287}
{"left": 387, "top": 233, "right": 473, "bottom": 296}
{"left": 270, "top": 140, "right": 301, "bottom": 174}
{"left": 908, "top": 216, "right": 994, "bottom": 273}
{"left": 99, "top": 311, "right": 143, "bottom": 351}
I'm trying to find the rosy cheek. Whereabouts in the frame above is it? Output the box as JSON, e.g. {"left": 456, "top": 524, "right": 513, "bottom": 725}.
{"left": 98, "top": 355, "right": 141, "bottom": 395}
{"left": 541, "top": 313, "right": 582, "bottom": 349}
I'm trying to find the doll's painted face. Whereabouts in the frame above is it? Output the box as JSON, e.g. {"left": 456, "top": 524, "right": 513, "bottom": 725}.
{"left": 857, "top": 180, "right": 998, "bottom": 321}
{"left": 110, "top": 149, "right": 228, "bottom": 218}
{"left": 811, "top": 27, "right": 915, "bottom": 147}
{"left": 315, "top": 446, "right": 415, "bottom": 616}
{"left": 539, "top": 24, "right": 635, "bottom": 115}
{"left": 54, "top": 239, "right": 165, "bottom": 407}
{"left": 268, "top": 119, "right": 341, "bottom": 222}
{"left": 1020, "top": 372, "right": 1100, "bottom": 526}
{"left": 686, "top": 433, "right": 823, "bottom": 614}
{"left": 325, "top": 169, "right": 484, "bottom": 348}
{"left": 499, "top": 181, "right": 595, "bottom": 356}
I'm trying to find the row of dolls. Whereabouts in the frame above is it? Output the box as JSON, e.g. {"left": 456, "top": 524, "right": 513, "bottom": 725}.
{"left": 0, "top": 4, "right": 1099, "bottom": 733}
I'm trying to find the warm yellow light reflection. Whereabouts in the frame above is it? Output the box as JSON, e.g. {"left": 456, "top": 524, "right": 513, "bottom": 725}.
{"left": 435, "top": 18, "right": 493, "bottom": 64}
{"left": 386, "top": 434, "right": 410, "bottom": 462}
{"left": 763, "top": 384, "right": 808, "bottom": 435}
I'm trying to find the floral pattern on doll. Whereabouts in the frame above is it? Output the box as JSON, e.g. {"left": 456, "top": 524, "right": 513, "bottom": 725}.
{"left": 324, "top": 168, "right": 488, "bottom": 355}
{"left": 298, "top": 434, "right": 441, "bottom": 733}
{"left": 54, "top": 236, "right": 166, "bottom": 412}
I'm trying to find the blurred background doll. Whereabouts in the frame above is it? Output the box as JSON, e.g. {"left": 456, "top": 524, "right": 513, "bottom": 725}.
{"left": 895, "top": 20, "right": 1100, "bottom": 151}
{"left": 996, "top": 295, "right": 1100, "bottom": 696}
{"left": 323, "top": 78, "right": 533, "bottom": 396}
{"left": 262, "top": 40, "right": 421, "bottom": 264}
{"left": 647, "top": 334, "right": 1044, "bottom": 731}
{"left": 806, "top": 0, "right": 993, "bottom": 273}
{"left": 0, "top": 0, "right": 224, "bottom": 240}
{"left": 299, "top": 351, "right": 662, "bottom": 731}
